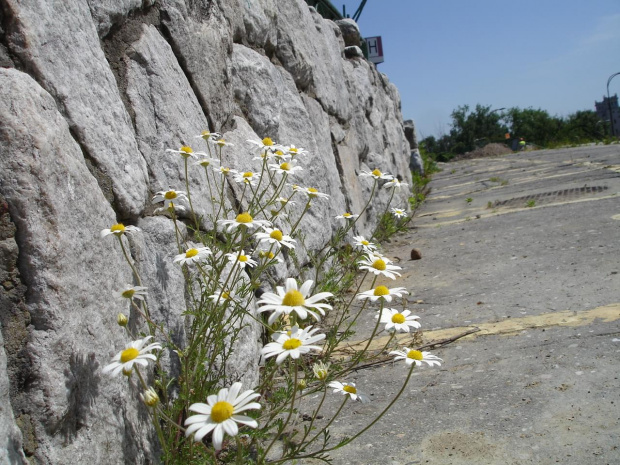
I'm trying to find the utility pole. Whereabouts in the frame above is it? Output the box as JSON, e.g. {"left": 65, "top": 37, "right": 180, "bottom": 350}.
{"left": 606, "top": 72, "right": 620, "bottom": 137}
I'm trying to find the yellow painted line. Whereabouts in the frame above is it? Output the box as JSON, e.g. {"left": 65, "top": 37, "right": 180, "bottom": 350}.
{"left": 416, "top": 192, "right": 620, "bottom": 228}
{"left": 341, "top": 303, "right": 620, "bottom": 353}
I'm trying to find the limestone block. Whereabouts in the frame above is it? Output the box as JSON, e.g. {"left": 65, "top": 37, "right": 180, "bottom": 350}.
{"left": 231, "top": 45, "right": 347, "bottom": 251}
{"left": 274, "top": 1, "right": 351, "bottom": 120}
{"left": 215, "top": 0, "right": 277, "bottom": 47}
{"left": 3, "top": 0, "right": 149, "bottom": 218}
{"left": 410, "top": 149, "right": 425, "bottom": 175}
{"left": 87, "top": 0, "right": 156, "bottom": 37}
{"left": 0, "top": 67, "right": 154, "bottom": 464}
{"left": 335, "top": 18, "right": 361, "bottom": 47}
{"left": 0, "top": 329, "right": 27, "bottom": 464}
{"left": 160, "top": 0, "right": 234, "bottom": 129}
{"left": 404, "top": 119, "right": 419, "bottom": 149}
{"left": 125, "top": 24, "right": 220, "bottom": 228}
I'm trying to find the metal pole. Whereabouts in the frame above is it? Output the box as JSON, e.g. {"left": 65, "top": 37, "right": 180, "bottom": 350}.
{"left": 606, "top": 72, "right": 620, "bottom": 137}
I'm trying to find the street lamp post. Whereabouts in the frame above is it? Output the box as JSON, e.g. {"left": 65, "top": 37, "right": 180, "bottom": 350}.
{"left": 606, "top": 72, "right": 620, "bottom": 137}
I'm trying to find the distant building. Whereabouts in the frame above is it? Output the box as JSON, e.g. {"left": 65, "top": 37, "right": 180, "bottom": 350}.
{"left": 595, "top": 94, "right": 620, "bottom": 136}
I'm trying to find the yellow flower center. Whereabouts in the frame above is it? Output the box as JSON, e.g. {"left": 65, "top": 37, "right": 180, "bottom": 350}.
{"left": 164, "top": 191, "right": 178, "bottom": 200}
{"left": 270, "top": 230, "right": 284, "bottom": 241}
{"left": 210, "top": 401, "right": 234, "bottom": 423}
{"left": 371, "top": 169, "right": 382, "bottom": 177}
{"left": 407, "top": 350, "right": 423, "bottom": 361}
{"left": 282, "top": 290, "right": 305, "bottom": 307}
{"left": 180, "top": 146, "right": 193, "bottom": 154}
{"left": 238, "top": 255, "right": 248, "bottom": 262}
{"left": 221, "top": 167, "right": 230, "bottom": 174}
{"left": 343, "top": 213, "right": 352, "bottom": 218}
{"left": 283, "top": 338, "right": 302, "bottom": 350}
{"left": 185, "top": 248, "right": 199, "bottom": 258}
{"left": 221, "top": 291, "right": 230, "bottom": 300}
{"left": 391, "top": 313, "right": 406, "bottom": 324}
{"left": 120, "top": 347, "right": 140, "bottom": 363}
{"left": 216, "top": 139, "right": 226, "bottom": 147}
{"left": 290, "top": 147, "right": 298, "bottom": 153}
{"left": 343, "top": 385, "right": 357, "bottom": 394}
{"left": 201, "top": 130, "right": 212, "bottom": 137}
{"left": 372, "top": 259, "right": 387, "bottom": 271}
{"left": 308, "top": 187, "right": 319, "bottom": 198}
{"left": 243, "top": 172, "right": 253, "bottom": 178}
{"left": 280, "top": 162, "right": 291, "bottom": 171}
{"left": 236, "top": 212, "right": 253, "bottom": 224}
{"left": 361, "top": 240, "right": 370, "bottom": 246}
{"left": 275, "top": 150, "right": 284, "bottom": 157}
{"left": 266, "top": 251, "right": 275, "bottom": 259}
{"left": 121, "top": 289, "right": 135, "bottom": 299}
{"left": 110, "top": 223, "right": 126, "bottom": 234}
{"left": 262, "top": 137, "right": 273, "bottom": 146}
{"left": 373, "top": 286, "right": 389, "bottom": 296}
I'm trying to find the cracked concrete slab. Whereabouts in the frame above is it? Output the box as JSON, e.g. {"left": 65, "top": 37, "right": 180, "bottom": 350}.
{"left": 321, "top": 144, "right": 620, "bottom": 465}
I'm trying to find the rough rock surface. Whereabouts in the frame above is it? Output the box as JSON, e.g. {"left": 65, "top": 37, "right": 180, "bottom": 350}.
{"left": 335, "top": 18, "right": 361, "bottom": 47}
{"left": 0, "top": 0, "right": 413, "bottom": 462}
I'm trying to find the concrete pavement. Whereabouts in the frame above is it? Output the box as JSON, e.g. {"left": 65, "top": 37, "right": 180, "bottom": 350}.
{"left": 321, "top": 144, "right": 620, "bottom": 465}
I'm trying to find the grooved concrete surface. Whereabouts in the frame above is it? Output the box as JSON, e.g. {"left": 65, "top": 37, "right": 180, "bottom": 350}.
{"left": 324, "top": 145, "right": 620, "bottom": 465}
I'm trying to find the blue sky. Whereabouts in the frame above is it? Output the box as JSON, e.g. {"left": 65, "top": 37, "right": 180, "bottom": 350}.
{"left": 339, "top": 1, "right": 620, "bottom": 138}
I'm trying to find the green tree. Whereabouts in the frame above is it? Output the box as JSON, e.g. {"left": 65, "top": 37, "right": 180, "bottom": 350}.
{"left": 504, "top": 107, "right": 563, "bottom": 146}
{"left": 449, "top": 104, "right": 507, "bottom": 154}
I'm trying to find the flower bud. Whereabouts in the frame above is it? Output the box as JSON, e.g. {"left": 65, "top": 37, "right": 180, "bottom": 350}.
{"left": 117, "top": 313, "right": 129, "bottom": 327}
{"left": 141, "top": 387, "right": 160, "bottom": 407}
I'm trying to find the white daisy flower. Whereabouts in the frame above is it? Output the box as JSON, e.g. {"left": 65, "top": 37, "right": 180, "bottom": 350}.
{"left": 247, "top": 137, "right": 280, "bottom": 155}
{"left": 284, "top": 145, "right": 308, "bottom": 158}
{"left": 276, "top": 197, "right": 296, "bottom": 207}
{"left": 233, "top": 171, "right": 261, "bottom": 186}
{"left": 358, "top": 254, "right": 402, "bottom": 280}
{"left": 102, "top": 336, "right": 162, "bottom": 377}
{"left": 391, "top": 207, "right": 407, "bottom": 218}
{"left": 185, "top": 382, "right": 261, "bottom": 450}
{"left": 377, "top": 308, "right": 421, "bottom": 332}
{"left": 335, "top": 212, "right": 359, "bottom": 220}
{"left": 384, "top": 178, "right": 408, "bottom": 189}
{"left": 117, "top": 285, "right": 148, "bottom": 301}
{"left": 261, "top": 325, "right": 325, "bottom": 365}
{"left": 258, "top": 250, "right": 283, "bottom": 264}
{"left": 152, "top": 189, "right": 188, "bottom": 205}
{"left": 357, "top": 285, "right": 408, "bottom": 303}
{"left": 100, "top": 223, "right": 141, "bottom": 239}
{"left": 390, "top": 348, "right": 443, "bottom": 367}
{"left": 215, "top": 166, "right": 237, "bottom": 176}
{"left": 352, "top": 235, "right": 378, "bottom": 253}
{"left": 211, "top": 138, "right": 234, "bottom": 148}
{"left": 208, "top": 288, "right": 237, "bottom": 306}
{"left": 154, "top": 201, "right": 188, "bottom": 215}
{"left": 195, "top": 129, "right": 221, "bottom": 142}
{"left": 359, "top": 168, "right": 393, "bottom": 181}
{"left": 269, "top": 161, "right": 304, "bottom": 176}
{"left": 225, "top": 250, "right": 257, "bottom": 269}
{"left": 254, "top": 227, "right": 296, "bottom": 249}
{"left": 328, "top": 381, "right": 369, "bottom": 403}
{"left": 218, "top": 212, "right": 271, "bottom": 233}
{"left": 174, "top": 246, "right": 212, "bottom": 266}
{"left": 300, "top": 187, "right": 329, "bottom": 199}
{"left": 166, "top": 145, "right": 203, "bottom": 159}
{"left": 195, "top": 156, "right": 219, "bottom": 167}
{"left": 257, "top": 278, "right": 333, "bottom": 325}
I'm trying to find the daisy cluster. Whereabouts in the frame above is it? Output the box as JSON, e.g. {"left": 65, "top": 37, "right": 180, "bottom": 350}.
{"left": 97, "top": 130, "right": 443, "bottom": 461}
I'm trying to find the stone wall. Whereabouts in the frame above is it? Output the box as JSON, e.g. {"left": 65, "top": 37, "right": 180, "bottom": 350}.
{"left": 0, "top": 0, "right": 411, "bottom": 462}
